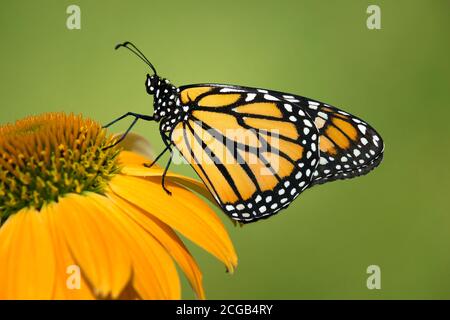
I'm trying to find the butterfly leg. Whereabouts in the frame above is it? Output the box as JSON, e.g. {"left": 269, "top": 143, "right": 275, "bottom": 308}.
{"left": 143, "top": 144, "right": 170, "bottom": 168}
{"left": 102, "top": 112, "right": 154, "bottom": 129}
{"left": 143, "top": 120, "right": 172, "bottom": 168}
{"left": 102, "top": 112, "right": 154, "bottom": 150}
{"left": 159, "top": 132, "right": 174, "bottom": 196}
{"left": 161, "top": 148, "right": 173, "bottom": 196}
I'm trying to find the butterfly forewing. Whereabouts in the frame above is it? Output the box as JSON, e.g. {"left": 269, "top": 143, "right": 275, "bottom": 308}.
{"left": 171, "top": 84, "right": 320, "bottom": 222}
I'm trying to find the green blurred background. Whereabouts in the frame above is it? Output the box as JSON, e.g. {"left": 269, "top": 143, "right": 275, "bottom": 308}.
{"left": 1, "top": 0, "right": 449, "bottom": 299}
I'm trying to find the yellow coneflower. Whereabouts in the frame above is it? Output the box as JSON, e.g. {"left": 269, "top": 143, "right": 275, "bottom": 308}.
{"left": 0, "top": 113, "right": 237, "bottom": 300}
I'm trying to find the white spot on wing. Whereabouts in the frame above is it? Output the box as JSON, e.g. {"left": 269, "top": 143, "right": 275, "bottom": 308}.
{"left": 245, "top": 93, "right": 256, "bottom": 102}
{"left": 361, "top": 137, "right": 368, "bottom": 145}
{"left": 220, "top": 88, "right": 244, "bottom": 93}
{"left": 318, "top": 111, "right": 328, "bottom": 119}
{"left": 357, "top": 124, "right": 367, "bottom": 134}
{"left": 303, "top": 119, "right": 313, "bottom": 127}
{"left": 264, "top": 94, "right": 279, "bottom": 101}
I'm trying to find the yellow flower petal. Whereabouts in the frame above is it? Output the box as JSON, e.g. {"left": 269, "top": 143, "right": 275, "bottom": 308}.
{"left": 87, "top": 192, "right": 181, "bottom": 299}
{"left": 50, "top": 194, "right": 132, "bottom": 298}
{"left": 109, "top": 174, "right": 237, "bottom": 272}
{"left": 107, "top": 191, "right": 205, "bottom": 299}
{"left": 0, "top": 113, "right": 238, "bottom": 300}
{"left": 119, "top": 151, "right": 221, "bottom": 211}
{"left": 0, "top": 208, "right": 55, "bottom": 299}
{"left": 119, "top": 150, "right": 159, "bottom": 167}
{"left": 40, "top": 203, "right": 95, "bottom": 299}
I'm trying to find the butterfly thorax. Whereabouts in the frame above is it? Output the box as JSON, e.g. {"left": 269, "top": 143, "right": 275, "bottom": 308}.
{"left": 146, "top": 74, "right": 187, "bottom": 132}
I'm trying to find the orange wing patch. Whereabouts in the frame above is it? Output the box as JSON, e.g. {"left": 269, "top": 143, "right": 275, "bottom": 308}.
{"left": 332, "top": 117, "right": 358, "bottom": 141}
{"left": 192, "top": 110, "right": 242, "bottom": 131}
{"left": 325, "top": 126, "right": 350, "bottom": 149}
{"left": 198, "top": 94, "right": 241, "bottom": 107}
{"left": 180, "top": 87, "right": 212, "bottom": 104}
{"left": 260, "top": 132, "right": 304, "bottom": 162}
{"left": 192, "top": 110, "right": 259, "bottom": 146}
{"left": 234, "top": 102, "right": 283, "bottom": 119}
{"left": 172, "top": 122, "right": 240, "bottom": 204}
{"left": 189, "top": 120, "right": 257, "bottom": 200}
{"left": 261, "top": 153, "right": 294, "bottom": 179}
{"left": 237, "top": 149, "right": 279, "bottom": 191}
{"left": 243, "top": 117, "right": 299, "bottom": 141}
{"left": 319, "top": 135, "right": 337, "bottom": 155}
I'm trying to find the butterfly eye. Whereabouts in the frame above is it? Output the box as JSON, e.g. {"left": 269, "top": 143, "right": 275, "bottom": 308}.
{"left": 146, "top": 74, "right": 157, "bottom": 94}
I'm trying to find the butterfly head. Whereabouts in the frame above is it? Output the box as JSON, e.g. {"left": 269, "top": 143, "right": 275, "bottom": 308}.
{"left": 145, "top": 74, "right": 159, "bottom": 95}
{"left": 115, "top": 41, "right": 184, "bottom": 129}
{"left": 145, "top": 74, "right": 180, "bottom": 120}
{"left": 115, "top": 41, "right": 183, "bottom": 123}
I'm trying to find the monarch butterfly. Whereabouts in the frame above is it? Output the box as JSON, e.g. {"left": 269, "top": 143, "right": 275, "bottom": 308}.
{"left": 105, "top": 42, "right": 384, "bottom": 223}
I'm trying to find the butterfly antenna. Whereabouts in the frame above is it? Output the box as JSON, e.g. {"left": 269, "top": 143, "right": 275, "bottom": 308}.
{"left": 115, "top": 41, "right": 158, "bottom": 76}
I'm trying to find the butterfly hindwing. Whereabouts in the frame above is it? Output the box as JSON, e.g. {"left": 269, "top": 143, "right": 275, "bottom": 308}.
{"left": 171, "top": 84, "right": 320, "bottom": 222}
